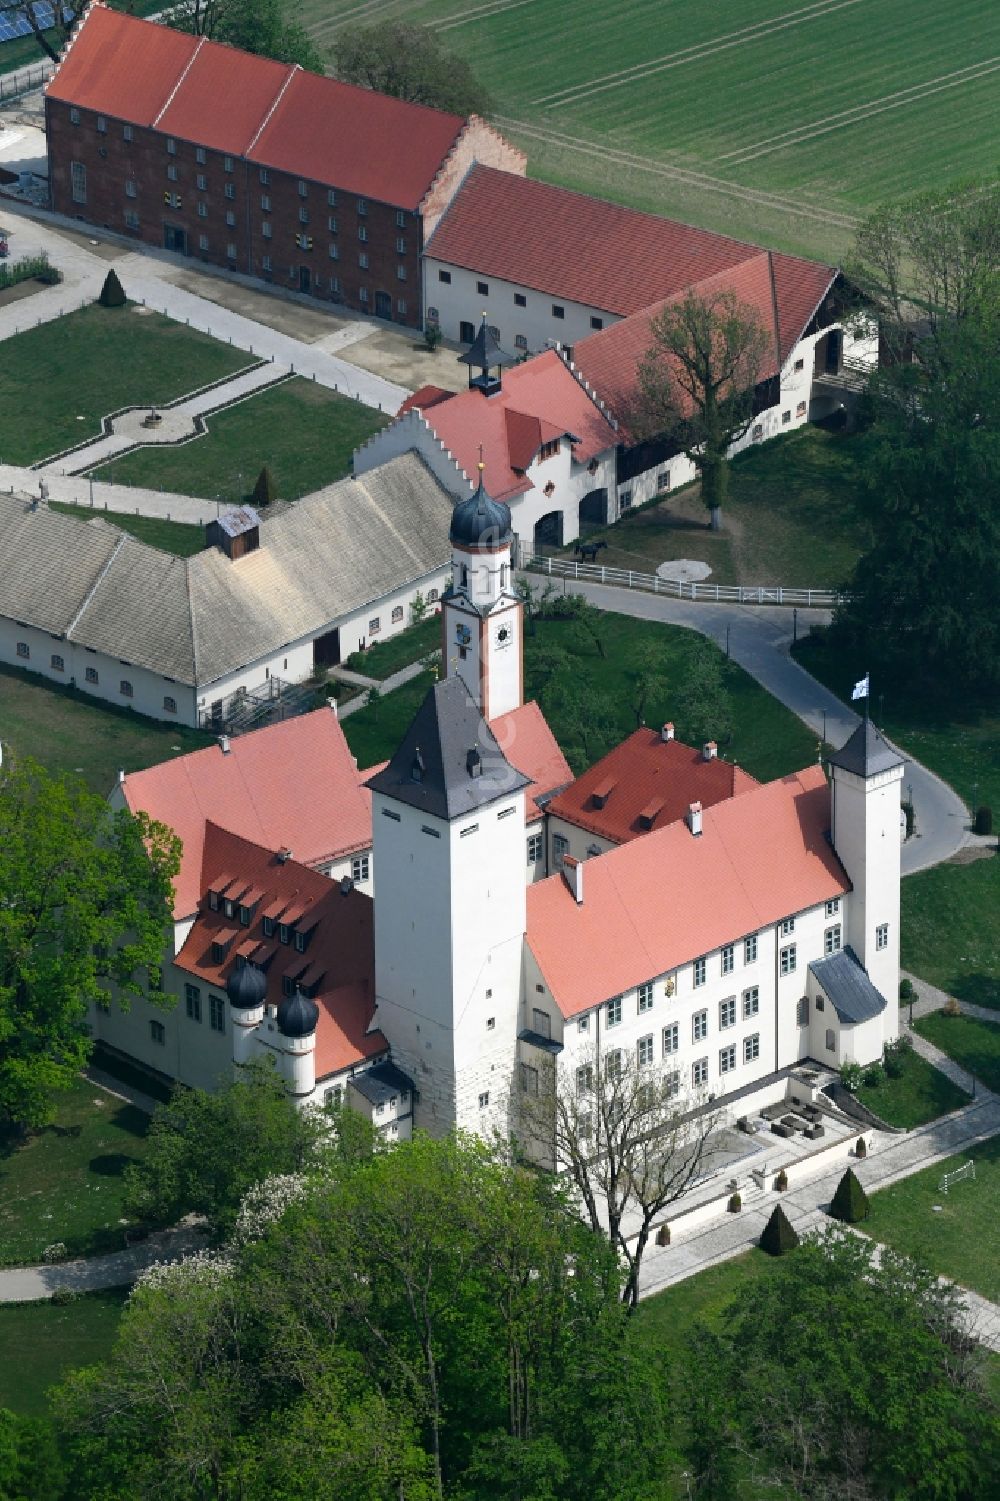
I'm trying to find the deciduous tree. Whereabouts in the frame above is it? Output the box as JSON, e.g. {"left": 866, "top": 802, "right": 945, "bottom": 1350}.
{"left": 670, "top": 636, "right": 733, "bottom": 747}
{"left": 333, "top": 21, "right": 490, "bottom": 116}
{"left": 0, "top": 759, "right": 179, "bottom": 1131}
{"left": 171, "top": 0, "right": 323, "bottom": 71}
{"left": 631, "top": 290, "right": 770, "bottom": 528}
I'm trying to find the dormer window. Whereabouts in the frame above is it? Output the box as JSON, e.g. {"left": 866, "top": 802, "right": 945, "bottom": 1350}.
{"left": 209, "top": 891, "right": 220, "bottom": 911}
{"left": 238, "top": 904, "right": 251, "bottom": 927}
{"left": 411, "top": 748, "right": 425, "bottom": 783}
{"left": 224, "top": 899, "right": 234, "bottom": 919}
{"left": 262, "top": 916, "right": 274, "bottom": 938}
{"left": 294, "top": 930, "right": 306, "bottom": 953}
{"left": 211, "top": 941, "right": 225, "bottom": 964}
{"left": 537, "top": 439, "right": 560, "bottom": 463}
{"left": 282, "top": 975, "right": 295, "bottom": 997}
{"left": 278, "top": 923, "right": 290, "bottom": 945}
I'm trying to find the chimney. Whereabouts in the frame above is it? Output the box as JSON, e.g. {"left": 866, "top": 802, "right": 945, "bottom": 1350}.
{"left": 702, "top": 740, "right": 718, "bottom": 761}
{"left": 466, "top": 746, "right": 482, "bottom": 778}
{"left": 661, "top": 722, "right": 675, "bottom": 742}
{"left": 117, "top": 767, "right": 126, "bottom": 785}
{"left": 218, "top": 734, "right": 231, "bottom": 754}
{"left": 339, "top": 876, "right": 354, "bottom": 896}
{"left": 687, "top": 801, "right": 703, "bottom": 837}
{"left": 278, "top": 847, "right": 293, "bottom": 863}
{"left": 328, "top": 696, "right": 338, "bottom": 718}
{"left": 562, "top": 854, "right": 584, "bottom": 904}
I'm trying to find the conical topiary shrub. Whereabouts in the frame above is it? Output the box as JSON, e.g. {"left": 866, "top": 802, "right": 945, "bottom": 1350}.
{"left": 830, "top": 1167, "right": 870, "bottom": 1224}
{"left": 760, "top": 1204, "right": 799, "bottom": 1257}
{"left": 98, "top": 268, "right": 126, "bottom": 308}
{"left": 252, "top": 465, "right": 276, "bottom": 506}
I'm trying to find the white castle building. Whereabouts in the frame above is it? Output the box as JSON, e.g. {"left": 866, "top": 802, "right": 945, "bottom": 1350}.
{"left": 95, "top": 479, "right": 902, "bottom": 1139}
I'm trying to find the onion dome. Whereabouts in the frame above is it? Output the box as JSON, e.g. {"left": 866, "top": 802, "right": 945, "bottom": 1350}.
{"left": 226, "top": 962, "right": 267, "bottom": 1010}
{"left": 449, "top": 467, "right": 512, "bottom": 551}
{"left": 276, "top": 986, "right": 320, "bottom": 1038}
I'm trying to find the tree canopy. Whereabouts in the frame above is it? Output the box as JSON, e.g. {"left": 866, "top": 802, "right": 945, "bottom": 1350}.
{"left": 631, "top": 290, "right": 771, "bottom": 524}
{"left": 171, "top": 0, "right": 323, "bottom": 71}
{"left": 332, "top": 21, "right": 491, "bottom": 116}
{"left": 0, "top": 758, "right": 179, "bottom": 1131}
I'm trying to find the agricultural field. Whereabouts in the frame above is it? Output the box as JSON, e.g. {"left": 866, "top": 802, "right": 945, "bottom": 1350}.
{"left": 294, "top": 0, "right": 1000, "bottom": 261}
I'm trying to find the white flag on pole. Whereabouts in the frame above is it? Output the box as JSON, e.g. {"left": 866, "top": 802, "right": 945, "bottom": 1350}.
{"left": 851, "top": 673, "right": 870, "bottom": 702}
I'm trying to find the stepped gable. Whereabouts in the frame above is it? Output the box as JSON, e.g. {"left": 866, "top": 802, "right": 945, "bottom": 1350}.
{"left": 546, "top": 729, "right": 758, "bottom": 844}
{"left": 527, "top": 765, "right": 849, "bottom": 1018}
{"left": 367, "top": 676, "right": 530, "bottom": 821}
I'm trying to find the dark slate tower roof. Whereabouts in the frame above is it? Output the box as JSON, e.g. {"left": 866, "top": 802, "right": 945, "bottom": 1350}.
{"left": 366, "top": 675, "right": 529, "bottom": 820}
{"left": 227, "top": 961, "right": 267, "bottom": 1010}
{"left": 828, "top": 719, "right": 904, "bottom": 779}
{"left": 276, "top": 986, "right": 320, "bottom": 1038}
{"left": 458, "top": 314, "right": 517, "bottom": 374}
{"left": 449, "top": 470, "right": 513, "bottom": 551}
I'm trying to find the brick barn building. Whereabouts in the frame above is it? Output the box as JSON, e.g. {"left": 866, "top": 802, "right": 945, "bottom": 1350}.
{"left": 45, "top": 3, "right": 524, "bottom": 327}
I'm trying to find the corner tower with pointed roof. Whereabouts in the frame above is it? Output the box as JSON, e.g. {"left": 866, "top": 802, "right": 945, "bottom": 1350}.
{"left": 367, "top": 676, "right": 530, "bottom": 1133}
{"left": 829, "top": 718, "right": 905, "bottom": 1022}
{"left": 443, "top": 468, "right": 523, "bottom": 719}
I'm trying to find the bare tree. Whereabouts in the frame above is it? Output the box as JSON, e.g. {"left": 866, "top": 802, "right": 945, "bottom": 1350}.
{"left": 629, "top": 289, "right": 770, "bottom": 530}
{"left": 517, "top": 1045, "right": 721, "bottom": 1309}
{"left": 1, "top": 0, "right": 86, "bottom": 63}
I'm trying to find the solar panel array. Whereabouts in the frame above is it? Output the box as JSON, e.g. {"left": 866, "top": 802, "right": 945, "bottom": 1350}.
{"left": 0, "top": 4, "right": 70, "bottom": 45}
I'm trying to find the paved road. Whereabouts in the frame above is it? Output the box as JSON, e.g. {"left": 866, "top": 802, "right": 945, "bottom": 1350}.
{"left": 555, "top": 578, "right": 971, "bottom": 875}
{"left": 0, "top": 1224, "right": 207, "bottom": 1303}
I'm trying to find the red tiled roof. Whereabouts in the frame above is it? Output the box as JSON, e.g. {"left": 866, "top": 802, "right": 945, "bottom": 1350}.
{"left": 415, "top": 350, "right": 617, "bottom": 503}
{"left": 120, "top": 707, "right": 373, "bottom": 918}
{"left": 49, "top": 6, "right": 468, "bottom": 210}
{"left": 427, "top": 165, "right": 766, "bottom": 315}
{"left": 247, "top": 67, "right": 464, "bottom": 211}
{"left": 47, "top": 5, "right": 198, "bottom": 124}
{"left": 527, "top": 765, "right": 849, "bottom": 1018}
{"left": 177, "top": 822, "right": 385, "bottom": 1077}
{"left": 573, "top": 253, "right": 836, "bottom": 422}
{"left": 490, "top": 700, "right": 572, "bottom": 822}
{"left": 546, "top": 730, "right": 758, "bottom": 844}
{"left": 398, "top": 385, "right": 456, "bottom": 416}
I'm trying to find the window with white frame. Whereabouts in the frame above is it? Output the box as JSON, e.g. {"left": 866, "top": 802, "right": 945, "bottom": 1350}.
{"left": 15, "top": 641, "right": 28, "bottom": 659}
{"left": 124, "top": 211, "right": 139, "bottom": 229}
{"left": 719, "top": 1044, "right": 736, "bottom": 1074}
{"left": 664, "top": 1069, "right": 680, "bottom": 1099}
{"left": 780, "top": 944, "right": 797, "bottom": 975}
{"left": 825, "top": 898, "right": 840, "bottom": 917}
{"left": 637, "top": 981, "right": 654, "bottom": 1013}
{"left": 605, "top": 1049, "right": 622, "bottom": 1080}
{"left": 50, "top": 654, "right": 64, "bottom": 672}
{"left": 693, "top": 956, "right": 707, "bottom": 987}
{"left": 825, "top": 1028, "right": 836, "bottom": 1051}
{"left": 742, "top": 986, "right": 759, "bottom": 1019}
{"left": 85, "top": 666, "right": 99, "bottom": 684}
{"left": 520, "top": 1062, "right": 538, "bottom": 1095}
{"left": 744, "top": 1033, "right": 760, "bottom": 1063}
{"left": 692, "top": 1057, "right": 708, "bottom": 1087}
{"left": 637, "top": 1034, "right": 654, "bottom": 1068}
{"left": 692, "top": 1009, "right": 707, "bottom": 1043}
{"left": 744, "top": 933, "right": 758, "bottom": 964}
{"left": 478, "top": 1091, "right": 489, "bottom": 1109}
{"left": 721, "top": 944, "right": 734, "bottom": 975}
{"left": 781, "top": 917, "right": 795, "bottom": 936}
{"left": 577, "top": 1014, "right": 589, "bottom": 1033}
{"left": 552, "top": 834, "right": 569, "bottom": 868}
{"left": 368, "top": 616, "right": 380, "bottom": 635}
{"left": 71, "top": 161, "right": 87, "bottom": 203}
{"left": 662, "top": 1022, "right": 678, "bottom": 1055}
{"left": 606, "top": 995, "right": 622, "bottom": 1027}
{"left": 876, "top": 923, "right": 889, "bottom": 950}
{"left": 719, "top": 996, "right": 736, "bottom": 1029}
{"left": 125, "top": 178, "right": 137, "bottom": 198}
{"left": 824, "top": 924, "right": 842, "bottom": 955}
{"left": 526, "top": 832, "right": 543, "bottom": 864}
{"left": 391, "top": 605, "right": 404, "bottom": 624}
{"left": 576, "top": 1063, "right": 593, "bottom": 1095}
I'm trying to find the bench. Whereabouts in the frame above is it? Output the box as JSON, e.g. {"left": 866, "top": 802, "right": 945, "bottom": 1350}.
{"left": 771, "top": 1121, "right": 793, "bottom": 1138}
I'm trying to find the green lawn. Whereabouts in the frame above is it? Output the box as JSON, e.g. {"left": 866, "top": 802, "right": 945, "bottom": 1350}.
{"left": 0, "top": 1078, "right": 152, "bottom": 1267}
{"left": 341, "top": 611, "right": 817, "bottom": 780}
{"left": 0, "top": 304, "right": 250, "bottom": 466}
{"left": 345, "top": 615, "right": 442, "bottom": 680}
{"left": 867, "top": 1134, "right": 1000, "bottom": 1303}
{"left": 902, "top": 860, "right": 1000, "bottom": 1012}
{"left": 853, "top": 1043, "right": 970, "bottom": 1129}
{"left": 914, "top": 1012, "right": 1000, "bottom": 1096}
{"left": 89, "top": 378, "right": 388, "bottom": 504}
{"left": 634, "top": 1248, "right": 779, "bottom": 1351}
{"left": 566, "top": 428, "right": 869, "bottom": 589}
{"left": 0, "top": 662, "right": 212, "bottom": 796}
{"left": 296, "top": 0, "right": 1000, "bottom": 263}
{"left": 50, "top": 502, "right": 206, "bottom": 558}
{"left": 0, "top": 1291, "right": 127, "bottom": 1418}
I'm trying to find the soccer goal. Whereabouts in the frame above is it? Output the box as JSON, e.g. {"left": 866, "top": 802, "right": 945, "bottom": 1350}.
{"left": 939, "top": 1160, "right": 975, "bottom": 1194}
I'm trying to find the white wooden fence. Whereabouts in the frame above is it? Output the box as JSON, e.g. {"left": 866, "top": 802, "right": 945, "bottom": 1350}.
{"left": 521, "top": 553, "right": 840, "bottom": 610}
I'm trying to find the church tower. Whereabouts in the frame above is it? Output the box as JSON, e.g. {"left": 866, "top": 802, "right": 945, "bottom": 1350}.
{"left": 829, "top": 718, "right": 905, "bottom": 1021}
{"left": 443, "top": 468, "right": 523, "bottom": 720}
{"left": 367, "top": 675, "right": 529, "bottom": 1135}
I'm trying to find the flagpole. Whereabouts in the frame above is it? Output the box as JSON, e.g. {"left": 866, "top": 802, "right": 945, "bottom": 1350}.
{"left": 865, "top": 674, "right": 870, "bottom": 724}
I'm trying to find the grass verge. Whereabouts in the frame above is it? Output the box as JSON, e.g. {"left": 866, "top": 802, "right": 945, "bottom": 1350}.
{"left": 867, "top": 1134, "right": 1000, "bottom": 1303}
{"left": 853, "top": 1044, "right": 970, "bottom": 1128}
{"left": 914, "top": 1012, "right": 1000, "bottom": 1095}
{"left": 0, "top": 304, "right": 250, "bottom": 465}
{"left": 901, "top": 860, "right": 1000, "bottom": 1012}
{"left": 345, "top": 615, "right": 441, "bottom": 680}
{"left": 0, "top": 1078, "right": 151, "bottom": 1267}
{"left": 0, "top": 1291, "right": 128, "bottom": 1418}
{"left": 49, "top": 501, "right": 206, "bottom": 558}
{"left": 89, "top": 378, "right": 388, "bottom": 503}
{"left": 0, "top": 661, "right": 212, "bottom": 795}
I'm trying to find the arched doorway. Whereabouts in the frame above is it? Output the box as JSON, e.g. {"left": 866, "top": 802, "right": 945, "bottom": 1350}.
{"left": 579, "top": 487, "right": 608, "bottom": 529}
{"left": 533, "top": 511, "right": 563, "bottom": 550}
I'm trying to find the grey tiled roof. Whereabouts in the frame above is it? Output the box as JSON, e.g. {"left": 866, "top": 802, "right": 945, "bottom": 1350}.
{"left": 809, "top": 946, "right": 887, "bottom": 1025}
{"left": 829, "top": 719, "right": 904, "bottom": 778}
{"left": 367, "top": 675, "right": 530, "bottom": 820}
{"left": 349, "top": 1060, "right": 415, "bottom": 1107}
{"left": 0, "top": 453, "right": 453, "bottom": 687}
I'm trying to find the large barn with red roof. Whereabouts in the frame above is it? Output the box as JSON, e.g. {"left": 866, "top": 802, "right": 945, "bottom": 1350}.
{"left": 94, "top": 472, "right": 902, "bottom": 1145}
{"left": 45, "top": 3, "right": 524, "bottom": 326}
